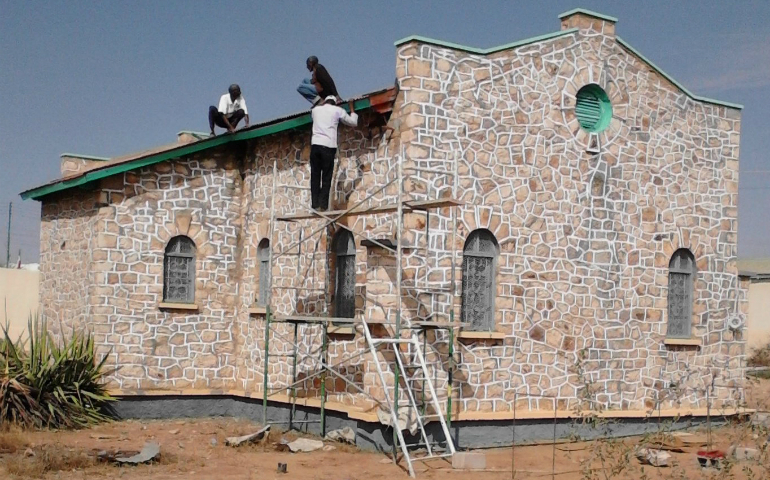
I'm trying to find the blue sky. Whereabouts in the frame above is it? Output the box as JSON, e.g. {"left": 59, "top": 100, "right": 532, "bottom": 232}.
{"left": 1, "top": 1, "right": 769, "bottom": 263}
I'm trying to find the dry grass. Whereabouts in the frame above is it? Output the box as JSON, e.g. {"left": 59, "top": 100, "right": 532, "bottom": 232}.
{"left": 0, "top": 425, "right": 30, "bottom": 453}
{"left": 4, "top": 444, "right": 95, "bottom": 478}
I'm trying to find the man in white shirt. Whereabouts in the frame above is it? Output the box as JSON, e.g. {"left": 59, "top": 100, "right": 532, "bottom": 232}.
{"left": 310, "top": 96, "right": 358, "bottom": 210}
{"left": 208, "top": 84, "right": 249, "bottom": 136}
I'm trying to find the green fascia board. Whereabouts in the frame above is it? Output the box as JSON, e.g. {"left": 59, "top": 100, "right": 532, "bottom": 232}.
{"left": 558, "top": 8, "right": 618, "bottom": 23}
{"left": 616, "top": 37, "right": 743, "bottom": 110}
{"left": 21, "top": 97, "right": 372, "bottom": 201}
{"left": 394, "top": 28, "right": 578, "bottom": 55}
{"left": 59, "top": 153, "right": 110, "bottom": 161}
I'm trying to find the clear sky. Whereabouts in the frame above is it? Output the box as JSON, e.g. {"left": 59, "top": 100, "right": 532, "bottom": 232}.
{"left": 1, "top": 1, "right": 769, "bottom": 264}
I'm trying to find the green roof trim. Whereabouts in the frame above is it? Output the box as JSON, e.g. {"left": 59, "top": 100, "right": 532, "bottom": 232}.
{"left": 394, "top": 28, "right": 578, "bottom": 55}
{"left": 616, "top": 37, "right": 743, "bottom": 110}
{"left": 21, "top": 97, "right": 372, "bottom": 200}
{"left": 558, "top": 8, "right": 618, "bottom": 23}
{"left": 60, "top": 153, "right": 110, "bottom": 161}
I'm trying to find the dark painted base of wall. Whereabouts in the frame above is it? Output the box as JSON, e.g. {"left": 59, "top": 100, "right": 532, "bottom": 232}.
{"left": 115, "top": 395, "right": 724, "bottom": 452}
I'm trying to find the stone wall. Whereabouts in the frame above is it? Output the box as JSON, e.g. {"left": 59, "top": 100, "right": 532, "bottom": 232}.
{"left": 38, "top": 13, "right": 746, "bottom": 415}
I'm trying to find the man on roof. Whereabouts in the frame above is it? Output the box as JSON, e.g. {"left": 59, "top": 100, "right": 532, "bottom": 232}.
{"left": 208, "top": 84, "right": 249, "bottom": 136}
{"left": 297, "top": 56, "right": 340, "bottom": 106}
{"left": 310, "top": 96, "right": 358, "bottom": 211}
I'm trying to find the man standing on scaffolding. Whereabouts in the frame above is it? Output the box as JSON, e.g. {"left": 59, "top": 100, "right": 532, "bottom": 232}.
{"left": 310, "top": 97, "right": 358, "bottom": 211}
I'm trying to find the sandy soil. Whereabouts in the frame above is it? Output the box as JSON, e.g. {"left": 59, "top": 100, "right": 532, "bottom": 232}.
{"left": 1, "top": 377, "right": 768, "bottom": 480}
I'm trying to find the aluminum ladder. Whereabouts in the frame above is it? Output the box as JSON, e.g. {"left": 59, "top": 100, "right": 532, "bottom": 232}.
{"left": 361, "top": 320, "right": 456, "bottom": 477}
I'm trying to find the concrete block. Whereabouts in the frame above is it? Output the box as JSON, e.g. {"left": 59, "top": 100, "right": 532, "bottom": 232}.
{"left": 452, "top": 451, "right": 486, "bottom": 470}
{"left": 729, "top": 446, "right": 760, "bottom": 461}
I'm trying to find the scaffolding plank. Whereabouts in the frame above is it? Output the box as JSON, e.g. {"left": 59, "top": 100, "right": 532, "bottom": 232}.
{"left": 404, "top": 198, "right": 462, "bottom": 211}
{"left": 272, "top": 315, "right": 391, "bottom": 325}
{"left": 275, "top": 198, "right": 462, "bottom": 221}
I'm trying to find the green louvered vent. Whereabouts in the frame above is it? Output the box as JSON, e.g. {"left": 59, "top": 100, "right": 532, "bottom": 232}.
{"left": 575, "top": 84, "right": 612, "bottom": 133}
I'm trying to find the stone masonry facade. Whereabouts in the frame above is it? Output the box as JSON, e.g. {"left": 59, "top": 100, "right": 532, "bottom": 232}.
{"left": 37, "top": 11, "right": 747, "bottom": 417}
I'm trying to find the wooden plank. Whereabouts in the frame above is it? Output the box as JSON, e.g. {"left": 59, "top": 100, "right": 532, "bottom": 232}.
{"left": 276, "top": 198, "right": 463, "bottom": 222}
{"left": 404, "top": 198, "right": 463, "bottom": 210}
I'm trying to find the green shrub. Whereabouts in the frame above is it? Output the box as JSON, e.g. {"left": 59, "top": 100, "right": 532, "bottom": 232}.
{"left": 0, "top": 318, "right": 115, "bottom": 428}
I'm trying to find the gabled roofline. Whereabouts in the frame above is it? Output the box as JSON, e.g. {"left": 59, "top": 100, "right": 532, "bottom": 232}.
{"left": 22, "top": 87, "right": 397, "bottom": 201}
{"left": 558, "top": 8, "right": 618, "bottom": 23}
{"left": 60, "top": 153, "right": 110, "bottom": 161}
{"left": 616, "top": 37, "right": 743, "bottom": 110}
{"left": 394, "top": 28, "right": 578, "bottom": 55}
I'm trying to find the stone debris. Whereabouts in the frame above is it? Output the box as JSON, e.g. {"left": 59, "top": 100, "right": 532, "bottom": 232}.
{"left": 452, "top": 451, "right": 486, "bottom": 470}
{"left": 210, "top": 438, "right": 218, "bottom": 447}
{"left": 90, "top": 434, "right": 118, "bottom": 440}
{"left": 24, "top": 448, "right": 35, "bottom": 457}
{"left": 322, "top": 445, "right": 336, "bottom": 451}
{"left": 751, "top": 411, "right": 770, "bottom": 428}
{"left": 287, "top": 438, "right": 324, "bottom": 453}
{"left": 728, "top": 445, "right": 760, "bottom": 461}
{"left": 168, "top": 429, "right": 180, "bottom": 435}
{"left": 225, "top": 425, "right": 271, "bottom": 447}
{"left": 114, "top": 442, "right": 160, "bottom": 465}
{"left": 377, "top": 408, "right": 419, "bottom": 435}
{"left": 635, "top": 448, "right": 671, "bottom": 467}
{"left": 325, "top": 427, "right": 355, "bottom": 444}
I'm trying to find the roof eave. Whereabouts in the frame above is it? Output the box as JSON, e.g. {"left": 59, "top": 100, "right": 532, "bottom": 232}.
{"left": 21, "top": 88, "right": 397, "bottom": 201}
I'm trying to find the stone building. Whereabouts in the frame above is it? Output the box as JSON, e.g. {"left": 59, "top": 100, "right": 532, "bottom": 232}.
{"left": 22, "top": 9, "right": 748, "bottom": 442}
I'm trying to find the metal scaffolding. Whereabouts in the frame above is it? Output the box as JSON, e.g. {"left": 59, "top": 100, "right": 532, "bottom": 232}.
{"left": 254, "top": 147, "right": 464, "bottom": 475}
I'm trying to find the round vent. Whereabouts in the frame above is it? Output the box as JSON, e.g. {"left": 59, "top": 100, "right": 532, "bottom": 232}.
{"left": 575, "top": 84, "right": 612, "bottom": 133}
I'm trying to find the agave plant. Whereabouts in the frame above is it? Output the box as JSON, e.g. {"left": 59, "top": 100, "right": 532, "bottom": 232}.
{"left": 0, "top": 317, "right": 115, "bottom": 428}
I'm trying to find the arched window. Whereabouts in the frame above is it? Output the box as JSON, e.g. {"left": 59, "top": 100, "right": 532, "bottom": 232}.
{"left": 461, "top": 229, "right": 498, "bottom": 331}
{"left": 667, "top": 248, "right": 696, "bottom": 338}
{"left": 257, "top": 239, "right": 270, "bottom": 306}
{"left": 333, "top": 230, "right": 356, "bottom": 319}
{"left": 164, "top": 236, "right": 196, "bottom": 304}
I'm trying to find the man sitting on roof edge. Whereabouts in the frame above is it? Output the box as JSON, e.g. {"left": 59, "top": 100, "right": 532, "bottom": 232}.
{"left": 209, "top": 84, "right": 249, "bottom": 136}
{"left": 298, "top": 56, "right": 340, "bottom": 106}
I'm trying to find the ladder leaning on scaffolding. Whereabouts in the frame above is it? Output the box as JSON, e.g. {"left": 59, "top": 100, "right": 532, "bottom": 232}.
{"left": 256, "top": 147, "right": 464, "bottom": 477}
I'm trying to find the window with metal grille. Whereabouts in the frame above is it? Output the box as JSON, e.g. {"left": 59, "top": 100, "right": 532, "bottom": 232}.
{"left": 257, "top": 238, "right": 270, "bottom": 306}
{"left": 667, "top": 248, "right": 696, "bottom": 338}
{"left": 333, "top": 230, "right": 356, "bottom": 320}
{"left": 461, "top": 229, "right": 498, "bottom": 331}
{"left": 163, "top": 236, "right": 196, "bottom": 303}
{"left": 575, "top": 84, "right": 612, "bottom": 133}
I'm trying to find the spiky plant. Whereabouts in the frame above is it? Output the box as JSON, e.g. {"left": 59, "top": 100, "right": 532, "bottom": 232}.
{"left": 0, "top": 317, "right": 115, "bottom": 428}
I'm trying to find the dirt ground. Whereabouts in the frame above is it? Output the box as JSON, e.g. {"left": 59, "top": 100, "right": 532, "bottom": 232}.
{"left": 2, "top": 377, "right": 769, "bottom": 480}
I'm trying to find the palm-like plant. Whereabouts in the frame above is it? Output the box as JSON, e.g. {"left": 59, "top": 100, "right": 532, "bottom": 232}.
{"left": 0, "top": 317, "right": 115, "bottom": 428}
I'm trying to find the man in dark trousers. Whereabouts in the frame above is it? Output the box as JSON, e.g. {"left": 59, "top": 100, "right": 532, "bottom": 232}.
{"left": 297, "top": 56, "right": 340, "bottom": 106}
{"left": 208, "top": 84, "right": 249, "bottom": 136}
{"left": 310, "top": 97, "right": 358, "bottom": 210}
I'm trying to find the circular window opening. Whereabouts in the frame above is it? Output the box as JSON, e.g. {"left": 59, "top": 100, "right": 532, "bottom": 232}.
{"left": 575, "top": 84, "right": 612, "bottom": 133}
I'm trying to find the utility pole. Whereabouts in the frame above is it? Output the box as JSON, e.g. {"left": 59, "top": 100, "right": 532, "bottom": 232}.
{"left": 5, "top": 202, "right": 11, "bottom": 268}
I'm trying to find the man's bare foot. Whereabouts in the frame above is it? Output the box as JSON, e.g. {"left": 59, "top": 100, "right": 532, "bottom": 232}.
{"left": 209, "top": 131, "right": 216, "bottom": 137}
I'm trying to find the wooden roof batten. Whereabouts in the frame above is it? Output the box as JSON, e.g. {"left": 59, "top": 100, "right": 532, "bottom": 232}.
{"left": 276, "top": 198, "right": 462, "bottom": 222}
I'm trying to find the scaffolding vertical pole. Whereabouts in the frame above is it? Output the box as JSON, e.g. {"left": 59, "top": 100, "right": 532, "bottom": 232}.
{"left": 263, "top": 159, "right": 278, "bottom": 426}
{"left": 448, "top": 150, "right": 459, "bottom": 428}
{"left": 289, "top": 229, "right": 303, "bottom": 430}
{"left": 290, "top": 321, "right": 298, "bottom": 430}
{"left": 263, "top": 307, "right": 271, "bottom": 424}
{"left": 393, "top": 149, "right": 404, "bottom": 455}
{"left": 321, "top": 321, "right": 328, "bottom": 437}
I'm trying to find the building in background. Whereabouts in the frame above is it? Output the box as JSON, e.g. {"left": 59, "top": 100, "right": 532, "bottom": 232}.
{"left": 0, "top": 266, "right": 39, "bottom": 341}
{"left": 738, "top": 258, "right": 770, "bottom": 352}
